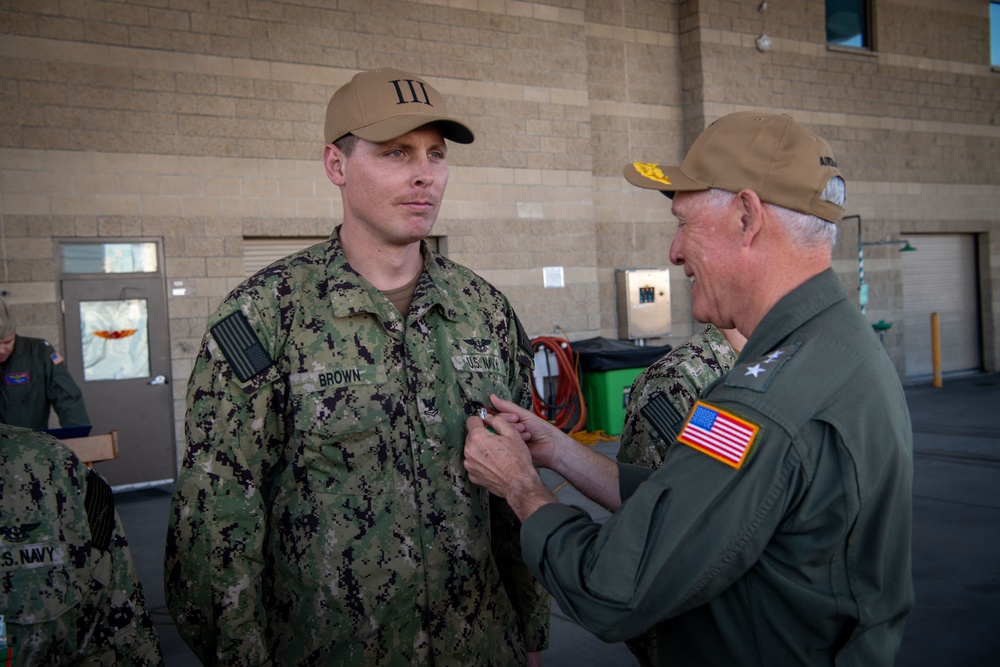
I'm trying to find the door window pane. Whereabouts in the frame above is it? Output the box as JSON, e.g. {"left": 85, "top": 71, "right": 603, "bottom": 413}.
{"left": 80, "top": 299, "right": 151, "bottom": 381}
{"left": 826, "top": 0, "right": 870, "bottom": 48}
{"left": 62, "top": 243, "right": 158, "bottom": 274}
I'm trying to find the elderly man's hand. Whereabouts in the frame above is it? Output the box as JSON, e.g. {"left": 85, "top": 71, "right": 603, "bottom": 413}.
{"left": 464, "top": 410, "right": 556, "bottom": 521}
{"left": 484, "top": 394, "right": 570, "bottom": 470}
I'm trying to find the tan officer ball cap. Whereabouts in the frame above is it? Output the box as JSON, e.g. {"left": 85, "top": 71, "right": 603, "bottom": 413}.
{"left": 623, "top": 111, "right": 845, "bottom": 223}
{"left": 324, "top": 67, "right": 474, "bottom": 145}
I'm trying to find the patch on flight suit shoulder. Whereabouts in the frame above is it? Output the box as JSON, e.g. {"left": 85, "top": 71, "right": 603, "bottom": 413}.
{"left": 210, "top": 311, "right": 273, "bottom": 383}
{"left": 678, "top": 401, "right": 760, "bottom": 469}
{"left": 724, "top": 342, "right": 801, "bottom": 393}
{"left": 41, "top": 340, "right": 64, "bottom": 365}
{"left": 640, "top": 391, "right": 687, "bottom": 443}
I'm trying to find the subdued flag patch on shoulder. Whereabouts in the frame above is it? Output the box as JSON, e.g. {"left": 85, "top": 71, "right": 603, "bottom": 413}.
{"left": 210, "top": 310, "right": 272, "bottom": 382}
{"left": 678, "top": 401, "right": 759, "bottom": 469}
{"left": 640, "top": 391, "right": 687, "bottom": 443}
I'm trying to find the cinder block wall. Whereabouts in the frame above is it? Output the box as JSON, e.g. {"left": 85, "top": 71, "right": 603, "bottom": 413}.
{"left": 1, "top": 0, "right": 998, "bottom": 457}
{"left": 675, "top": 0, "right": 1000, "bottom": 373}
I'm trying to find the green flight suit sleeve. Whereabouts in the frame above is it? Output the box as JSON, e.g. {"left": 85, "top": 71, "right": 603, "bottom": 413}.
{"left": 490, "top": 304, "right": 550, "bottom": 652}
{"left": 521, "top": 410, "right": 807, "bottom": 643}
{"left": 164, "top": 296, "right": 286, "bottom": 666}
{"left": 45, "top": 344, "right": 91, "bottom": 427}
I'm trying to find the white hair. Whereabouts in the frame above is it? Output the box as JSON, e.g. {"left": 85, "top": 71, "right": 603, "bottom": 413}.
{"left": 768, "top": 204, "right": 838, "bottom": 250}
{"left": 698, "top": 187, "right": 839, "bottom": 251}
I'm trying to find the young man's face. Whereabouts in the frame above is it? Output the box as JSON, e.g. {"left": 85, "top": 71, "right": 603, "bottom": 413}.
{"left": 0, "top": 333, "right": 16, "bottom": 363}
{"left": 325, "top": 125, "right": 449, "bottom": 248}
{"left": 668, "top": 191, "right": 745, "bottom": 330}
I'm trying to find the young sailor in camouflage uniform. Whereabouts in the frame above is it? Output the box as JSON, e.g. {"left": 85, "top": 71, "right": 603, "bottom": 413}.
{"left": 465, "top": 112, "right": 913, "bottom": 666}
{"left": 0, "top": 424, "right": 163, "bottom": 665}
{"left": 165, "top": 67, "right": 549, "bottom": 666}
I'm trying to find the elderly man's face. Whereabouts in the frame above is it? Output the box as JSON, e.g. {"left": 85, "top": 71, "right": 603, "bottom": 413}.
{"left": 0, "top": 333, "right": 16, "bottom": 363}
{"left": 668, "top": 191, "right": 744, "bottom": 330}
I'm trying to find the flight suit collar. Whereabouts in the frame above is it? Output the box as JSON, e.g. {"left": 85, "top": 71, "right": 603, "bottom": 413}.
{"left": 740, "top": 268, "right": 846, "bottom": 363}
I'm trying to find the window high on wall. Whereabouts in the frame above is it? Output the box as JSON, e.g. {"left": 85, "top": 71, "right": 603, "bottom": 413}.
{"left": 992, "top": 2, "right": 1000, "bottom": 67}
{"left": 826, "top": 0, "right": 870, "bottom": 48}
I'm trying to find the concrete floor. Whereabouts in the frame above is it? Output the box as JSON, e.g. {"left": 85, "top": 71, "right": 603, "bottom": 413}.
{"left": 114, "top": 371, "right": 1000, "bottom": 665}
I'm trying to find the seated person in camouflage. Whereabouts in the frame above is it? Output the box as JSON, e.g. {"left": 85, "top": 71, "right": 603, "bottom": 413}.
{"left": 165, "top": 67, "right": 549, "bottom": 666}
{"left": 0, "top": 424, "right": 163, "bottom": 665}
{"left": 0, "top": 299, "right": 90, "bottom": 431}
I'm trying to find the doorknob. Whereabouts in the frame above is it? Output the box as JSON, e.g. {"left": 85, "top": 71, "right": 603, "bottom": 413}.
{"left": 148, "top": 375, "right": 169, "bottom": 385}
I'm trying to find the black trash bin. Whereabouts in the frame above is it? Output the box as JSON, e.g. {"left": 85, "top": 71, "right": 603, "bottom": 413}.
{"left": 573, "top": 337, "right": 672, "bottom": 435}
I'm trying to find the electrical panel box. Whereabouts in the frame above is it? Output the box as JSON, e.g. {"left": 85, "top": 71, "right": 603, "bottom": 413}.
{"left": 616, "top": 268, "right": 671, "bottom": 340}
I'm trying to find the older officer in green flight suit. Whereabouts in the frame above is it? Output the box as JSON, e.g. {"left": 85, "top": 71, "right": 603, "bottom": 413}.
{"left": 465, "top": 112, "right": 914, "bottom": 667}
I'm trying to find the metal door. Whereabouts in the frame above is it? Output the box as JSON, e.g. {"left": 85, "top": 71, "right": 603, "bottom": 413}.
{"left": 901, "top": 233, "right": 982, "bottom": 379}
{"left": 58, "top": 242, "right": 175, "bottom": 488}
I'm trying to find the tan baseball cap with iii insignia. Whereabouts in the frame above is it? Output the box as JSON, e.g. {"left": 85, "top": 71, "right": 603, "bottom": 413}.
{"left": 623, "top": 111, "right": 845, "bottom": 223}
{"left": 325, "top": 67, "right": 475, "bottom": 145}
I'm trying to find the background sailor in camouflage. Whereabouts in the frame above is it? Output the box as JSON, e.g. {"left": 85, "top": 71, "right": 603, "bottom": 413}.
{"left": 165, "top": 67, "right": 548, "bottom": 666}
{"left": 0, "top": 299, "right": 90, "bottom": 431}
{"left": 618, "top": 324, "right": 743, "bottom": 472}
{"left": 0, "top": 424, "right": 163, "bottom": 666}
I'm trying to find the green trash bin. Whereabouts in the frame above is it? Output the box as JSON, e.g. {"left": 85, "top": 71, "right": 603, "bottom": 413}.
{"left": 574, "top": 337, "right": 672, "bottom": 436}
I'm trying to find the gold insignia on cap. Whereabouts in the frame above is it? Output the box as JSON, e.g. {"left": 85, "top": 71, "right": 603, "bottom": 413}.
{"left": 633, "top": 162, "right": 672, "bottom": 186}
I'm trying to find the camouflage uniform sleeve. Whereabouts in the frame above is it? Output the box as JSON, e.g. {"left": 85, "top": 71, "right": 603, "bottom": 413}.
{"left": 84, "top": 469, "right": 166, "bottom": 665}
{"left": 0, "top": 428, "right": 163, "bottom": 665}
{"left": 164, "top": 295, "right": 286, "bottom": 666}
{"left": 490, "top": 306, "right": 551, "bottom": 652}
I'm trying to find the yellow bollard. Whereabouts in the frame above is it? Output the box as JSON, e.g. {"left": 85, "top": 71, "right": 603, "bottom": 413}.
{"left": 931, "top": 312, "right": 942, "bottom": 388}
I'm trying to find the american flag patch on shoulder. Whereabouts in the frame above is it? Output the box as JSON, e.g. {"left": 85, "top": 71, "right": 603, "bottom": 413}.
{"left": 678, "top": 401, "right": 759, "bottom": 469}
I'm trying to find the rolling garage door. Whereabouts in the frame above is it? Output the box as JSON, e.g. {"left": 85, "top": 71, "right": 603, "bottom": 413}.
{"left": 901, "top": 233, "right": 981, "bottom": 379}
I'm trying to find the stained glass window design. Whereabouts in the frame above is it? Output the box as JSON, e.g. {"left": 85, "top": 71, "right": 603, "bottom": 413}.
{"left": 80, "top": 299, "right": 150, "bottom": 381}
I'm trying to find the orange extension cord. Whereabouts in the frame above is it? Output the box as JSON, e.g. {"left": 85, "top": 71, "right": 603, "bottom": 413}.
{"left": 529, "top": 335, "right": 588, "bottom": 434}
